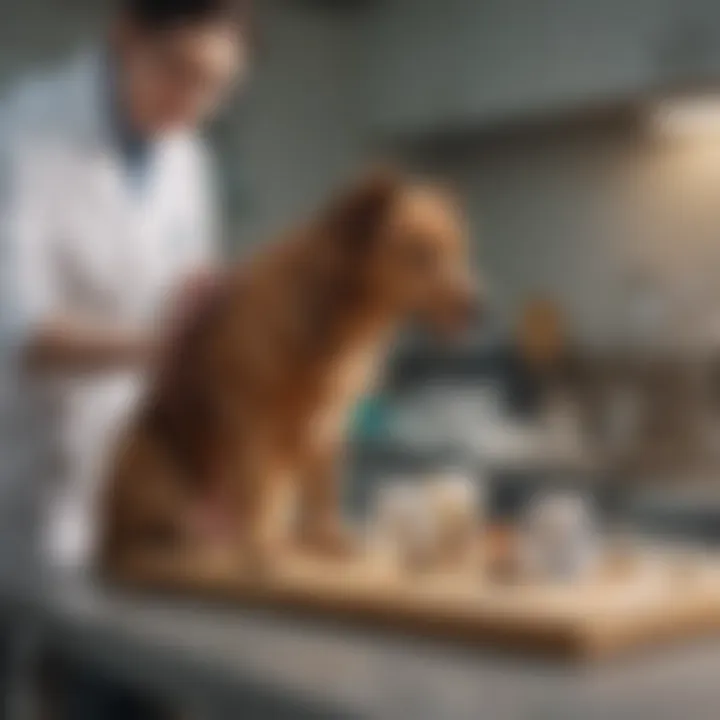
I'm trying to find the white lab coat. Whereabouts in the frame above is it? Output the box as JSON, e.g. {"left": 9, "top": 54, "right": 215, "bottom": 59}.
{"left": 0, "top": 51, "right": 217, "bottom": 571}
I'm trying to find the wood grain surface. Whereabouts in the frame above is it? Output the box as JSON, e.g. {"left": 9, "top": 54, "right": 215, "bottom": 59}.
{"left": 110, "top": 541, "right": 720, "bottom": 661}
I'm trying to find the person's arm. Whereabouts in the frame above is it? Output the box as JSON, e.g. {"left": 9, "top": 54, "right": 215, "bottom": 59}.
{"left": 22, "top": 318, "right": 152, "bottom": 374}
{"left": 0, "top": 138, "right": 152, "bottom": 376}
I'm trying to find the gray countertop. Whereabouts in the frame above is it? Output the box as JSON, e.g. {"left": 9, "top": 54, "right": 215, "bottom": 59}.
{"left": 3, "top": 562, "right": 720, "bottom": 720}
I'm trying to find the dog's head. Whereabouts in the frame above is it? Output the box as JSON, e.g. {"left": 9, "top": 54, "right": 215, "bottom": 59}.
{"left": 321, "top": 168, "right": 481, "bottom": 338}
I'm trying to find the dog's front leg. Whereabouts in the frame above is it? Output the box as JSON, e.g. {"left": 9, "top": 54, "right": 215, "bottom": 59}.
{"left": 230, "top": 443, "right": 296, "bottom": 574}
{"left": 298, "top": 444, "right": 357, "bottom": 559}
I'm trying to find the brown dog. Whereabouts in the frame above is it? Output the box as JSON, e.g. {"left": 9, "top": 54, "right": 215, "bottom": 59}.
{"left": 100, "top": 168, "right": 478, "bottom": 578}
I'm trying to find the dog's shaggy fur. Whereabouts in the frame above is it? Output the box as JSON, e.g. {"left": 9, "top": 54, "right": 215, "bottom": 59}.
{"left": 100, "top": 169, "right": 477, "bottom": 577}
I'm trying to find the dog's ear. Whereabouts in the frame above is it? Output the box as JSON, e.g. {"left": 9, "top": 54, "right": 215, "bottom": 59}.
{"left": 323, "top": 166, "right": 403, "bottom": 251}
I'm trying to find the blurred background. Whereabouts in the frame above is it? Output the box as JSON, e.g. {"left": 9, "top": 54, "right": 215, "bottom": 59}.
{"left": 7, "top": 0, "right": 720, "bottom": 717}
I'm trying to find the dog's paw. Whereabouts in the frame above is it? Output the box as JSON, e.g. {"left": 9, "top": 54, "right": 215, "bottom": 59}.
{"left": 299, "top": 521, "right": 359, "bottom": 560}
{"left": 239, "top": 536, "right": 292, "bottom": 579}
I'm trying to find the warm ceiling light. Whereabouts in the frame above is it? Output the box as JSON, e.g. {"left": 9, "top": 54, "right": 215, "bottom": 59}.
{"left": 653, "top": 97, "right": 720, "bottom": 137}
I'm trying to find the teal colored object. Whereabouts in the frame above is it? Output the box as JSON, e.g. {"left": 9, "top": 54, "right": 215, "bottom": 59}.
{"left": 351, "top": 395, "right": 390, "bottom": 440}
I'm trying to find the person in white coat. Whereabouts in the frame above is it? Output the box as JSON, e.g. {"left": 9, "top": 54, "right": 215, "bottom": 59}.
{"left": 0, "top": 0, "right": 250, "bottom": 575}
{"left": 0, "top": 1, "right": 250, "bottom": 715}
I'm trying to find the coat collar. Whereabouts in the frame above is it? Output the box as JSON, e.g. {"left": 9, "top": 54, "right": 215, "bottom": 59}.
{"left": 65, "top": 48, "right": 191, "bottom": 159}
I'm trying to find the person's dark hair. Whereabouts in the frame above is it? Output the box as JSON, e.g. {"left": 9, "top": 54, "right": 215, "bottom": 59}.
{"left": 124, "top": 0, "right": 250, "bottom": 32}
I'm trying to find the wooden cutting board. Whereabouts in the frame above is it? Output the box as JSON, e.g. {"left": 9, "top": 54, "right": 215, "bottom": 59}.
{"left": 112, "top": 541, "right": 720, "bottom": 660}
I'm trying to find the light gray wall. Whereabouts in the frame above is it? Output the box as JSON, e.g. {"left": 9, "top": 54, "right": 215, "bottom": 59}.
{"left": 0, "top": 1, "right": 109, "bottom": 88}
{"left": 364, "top": 0, "right": 720, "bottom": 138}
{"left": 221, "top": 0, "right": 367, "bottom": 243}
